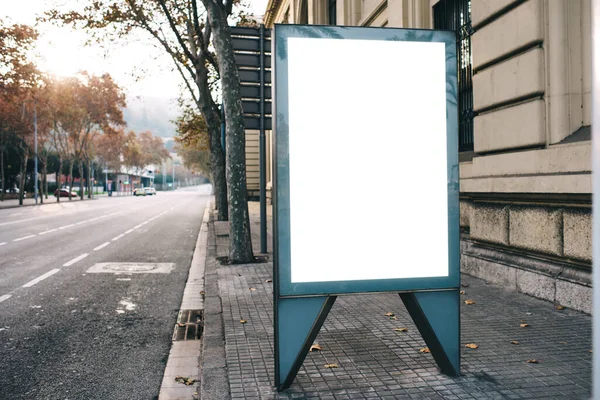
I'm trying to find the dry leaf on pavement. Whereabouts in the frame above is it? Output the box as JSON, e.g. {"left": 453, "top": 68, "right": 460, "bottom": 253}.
{"left": 385, "top": 312, "right": 395, "bottom": 317}
{"left": 464, "top": 300, "right": 476, "bottom": 305}
{"left": 555, "top": 305, "right": 565, "bottom": 310}
{"left": 511, "top": 340, "right": 519, "bottom": 345}
{"left": 309, "top": 344, "right": 322, "bottom": 352}
{"left": 249, "top": 288, "right": 257, "bottom": 291}
{"left": 559, "top": 341, "right": 568, "bottom": 345}
{"left": 389, "top": 316, "right": 398, "bottom": 320}
{"left": 177, "top": 323, "right": 185, "bottom": 327}
{"left": 240, "top": 319, "right": 247, "bottom": 324}
{"left": 465, "top": 343, "right": 479, "bottom": 349}
{"left": 265, "top": 279, "right": 273, "bottom": 283}
{"left": 175, "top": 376, "right": 196, "bottom": 385}
{"left": 526, "top": 359, "right": 539, "bottom": 364}
{"left": 419, "top": 347, "right": 430, "bottom": 353}
{"left": 394, "top": 327, "right": 408, "bottom": 332}
{"left": 460, "top": 291, "right": 465, "bottom": 295}
{"left": 461, "top": 283, "right": 469, "bottom": 288}
{"left": 520, "top": 323, "right": 529, "bottom": 328}
{"left": 324, "top": 363, "right": 338, "bottom": 368}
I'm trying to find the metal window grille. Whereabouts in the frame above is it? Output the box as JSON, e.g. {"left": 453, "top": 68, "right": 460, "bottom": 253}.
{"left": 328, "top": 0, "right": 337, "bottom": 25}
{"left": 433, "top": 0, "right": 474, "bottom": 152}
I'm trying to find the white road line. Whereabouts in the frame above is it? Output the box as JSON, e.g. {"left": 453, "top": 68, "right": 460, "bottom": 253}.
{"left": 39, "top": 229, "right": 58, "bottom": 235}
{"left": 75, "top": 221, "right": 86, "bottom": 225}
{"left": 22, "top": 269, "right": 60, "bottom": 288}
{"left": 59, "top": 224, "right": 75, "bottom": 229}
{"left": 0, "top": 242, "right": 6, "bottom": 246}
{"left": 63, "top": 253, "right": 89, "bottom": 267}
{"left": 134, "top": 224, "right": 143, "bottom": 229}
{"left": 14, "top": 235, "right": 36, "bottom": 242}
{"left": 94, "top": 242, "right": 110, "bottom": 251}
{"left": 112, "top": 234, "right": 125, "bottom": 241}
{"left": 125, "top": 229, "right": 134, "bottom": 234}
{"left": 116, "top": 278, "right": 131, "bottom": 281}
{"left": 0, "top": 294, "right": 11, "bottom": 303}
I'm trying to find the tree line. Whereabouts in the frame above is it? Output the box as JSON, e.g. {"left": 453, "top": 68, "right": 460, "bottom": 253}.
{"left": 0, "top": 19, "right": 170, "bottom": 205}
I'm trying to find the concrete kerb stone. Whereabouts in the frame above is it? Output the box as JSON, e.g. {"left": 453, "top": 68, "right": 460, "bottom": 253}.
{"left": 200, "top": 204, "right": 231, "bottom": 400}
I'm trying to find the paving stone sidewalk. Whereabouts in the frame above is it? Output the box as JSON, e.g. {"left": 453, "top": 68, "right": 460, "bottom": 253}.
{"left": 202, "top": 202, "right": 592, "bottom": 399}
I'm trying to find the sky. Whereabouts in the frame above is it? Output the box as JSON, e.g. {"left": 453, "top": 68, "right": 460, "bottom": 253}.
{"left": 2, "top": 0, "right": 270, "bottom": 100}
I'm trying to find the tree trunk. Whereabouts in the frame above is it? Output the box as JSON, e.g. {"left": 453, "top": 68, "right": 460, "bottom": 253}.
{"left": 202, "top": 0, "right": 254, "bottom": 263}
{"left": 0, "top": 149, "right": 4, "bottom": 202}
{"left": 56, "top": 158, "right": 62, "bottom": 203}
{"left": 43, "top": 163, "right": 48, "bottom": 199}
{"left": 87, "top": 162, "right": 92, "bottom": 199}
{"left": 18, "top": 153, "right": 28, "bottom": 206}
{"left": 79, "top": 161, "right": 85, "bottom": 200}
{"left": 68, "top": 160, "right": 74, "bottom": 201}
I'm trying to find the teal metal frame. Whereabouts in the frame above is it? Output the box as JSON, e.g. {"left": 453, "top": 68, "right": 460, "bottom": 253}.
{"left": 273, "top": 24, "right": 459, "bottom": 391}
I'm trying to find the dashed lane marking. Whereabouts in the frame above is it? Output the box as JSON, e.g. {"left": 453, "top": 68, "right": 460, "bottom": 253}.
{"left": 39, "top": 229, "right": 58, "bottom": 235}
{"left": 63, "top": 253, "right": 89, "bottom": 267}
{"left": 14, "top": 235, "right": 36, "bottom": 242}
{"left": 0, "top": 295, "right": 11, "bottom": 303}
{"left": 112, "top": 234, "right": 125, "bottom": 241}
{"left": 0, "top": 242, "right": 6, "bottom": 246}
{"left": 22, "top": 269, "right": 60, "bottom": 288}
{"left": 93, "top": 242, "right": 110, "bottom": 251}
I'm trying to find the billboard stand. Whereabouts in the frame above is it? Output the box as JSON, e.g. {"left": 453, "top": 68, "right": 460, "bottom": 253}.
{"left": 275, "top": 296, "right": 337, "bottom": 391}
{"left": 273, "top": 24, "right": 460, "bottom": 392}
{"left": 400, "top": 291, "right": 460, "bottom": 376}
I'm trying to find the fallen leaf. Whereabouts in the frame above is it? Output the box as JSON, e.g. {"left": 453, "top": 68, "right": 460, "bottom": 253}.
{"left": 419, "top": 347, "right": 430, "bottom": 353}
{"left": 485, "top": 281, "right": 491, "bottom": 285}
{"left": 555, "top": 305, "right": 565, "bottom": 310}
{"left": 511, "top": 340, "right": 519, "bottom": 345}
{"left": 394, "top": 327, "right": 408, "bottom": 332}
{"left": 240, "top": 319, "right": 247, "bottom": 324}
{"left": 460, "top": 291, "right": 465, "bottom": 295}
{"left": 265, "top": 279, "right": 273, "bottom": 283}
{"left": 389, "top": 316, "right": 399, "bottom": 321}
{"left": 520, "top": 319, "right": 526, "bottom": 322}
{"left": 461, "top": 283, "right": 469, "bottom": 288}
{"left": 465, "top": 343, "right": 479, "bottom": 349}
{"left": 558, "top": 341, "right": 568, "bottom": 345}
{"left": 589, "top": 349, "right": 593, "bottom": 353}
{"left": 175, "top": 376, "right": 196, "bottom": 385}
{"left": 324, "top": 363, "right": 338, "bottom": 368}
{"left": 199, "top": 291, "right": 205, "bottom": 295}
{"left": 464, "top": 299, "right": 476, "bottom": 305}
{"left": 177, "top": 323, "right": 185, "bottom": 327}
{"left": 526, "top": 359, "right": 539, "bottom": 364}
{"left": 249, "top": 287, "right": 257, "bottom": 291}
{"left": 520, "top": 323, "right": 529, "bottom": 328}
{"left": 385, "top": 312, "right": 395, "bottom": 317}
{"left": 309, "top": 344, "right": 322, "bottom": 352}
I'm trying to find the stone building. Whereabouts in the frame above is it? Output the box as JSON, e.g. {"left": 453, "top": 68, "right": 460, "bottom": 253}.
{"left": 262, "top": 0, "right": 592, "bottom": 313}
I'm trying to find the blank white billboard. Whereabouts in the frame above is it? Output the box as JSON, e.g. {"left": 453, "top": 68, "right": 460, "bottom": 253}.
{"left": 287, "top": 37, "right": 448, "bottom": 283}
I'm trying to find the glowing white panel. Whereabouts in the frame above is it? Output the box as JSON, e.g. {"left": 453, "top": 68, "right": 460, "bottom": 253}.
{"left": 287, "top": 37, "right": 448, "bottom": 283}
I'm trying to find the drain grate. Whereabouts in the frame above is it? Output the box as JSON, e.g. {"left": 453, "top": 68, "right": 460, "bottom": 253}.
{"left": 172, "top": 310, "right": 203, "bottom": 341}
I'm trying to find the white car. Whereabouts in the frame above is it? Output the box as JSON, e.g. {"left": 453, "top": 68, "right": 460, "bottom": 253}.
{"left": 143, "top": 187, "right": 156, "bottom": 195}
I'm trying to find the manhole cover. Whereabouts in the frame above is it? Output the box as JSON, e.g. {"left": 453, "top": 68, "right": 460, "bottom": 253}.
{"left": 86, "top": 263, "right": 175, "bottom": 274}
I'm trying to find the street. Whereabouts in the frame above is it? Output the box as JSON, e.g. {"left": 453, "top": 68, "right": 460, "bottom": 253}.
{"left": 0, "top": 186, "right": 211, "bottom": 400}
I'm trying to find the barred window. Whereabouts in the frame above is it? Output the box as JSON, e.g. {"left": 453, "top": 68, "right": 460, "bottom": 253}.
{"left": 433, "top": 0, "right": 474, "bottom": 152}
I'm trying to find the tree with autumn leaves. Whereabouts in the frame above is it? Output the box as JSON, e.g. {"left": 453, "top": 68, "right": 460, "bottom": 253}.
{"left": 47, "top": 0, "right": 257, "bottom": 263}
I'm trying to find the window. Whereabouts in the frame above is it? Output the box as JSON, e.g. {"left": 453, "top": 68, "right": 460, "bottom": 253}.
{"left": 328, "top": 0, "right": 337, "bottom": 25}
{"left": 433, "top": 0, "right": 473, "bottom": 152}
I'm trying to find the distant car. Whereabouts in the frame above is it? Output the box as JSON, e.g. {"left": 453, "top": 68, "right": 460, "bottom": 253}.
{"left": 133, "top": 188, "right": 146, "bottom": 196}
{"left": 143, "top": 187, "right": 156, "bottom": 195}
{"left": 54, "top": 188, "right": 78, "bottom": 197}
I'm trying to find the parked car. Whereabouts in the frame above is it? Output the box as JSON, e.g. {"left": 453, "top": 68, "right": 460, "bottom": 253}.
{"left": 143, "top": 187, "right": 156, "bottom": 195}
{"left": 54, "top": 188, "right": 78, "bottom": 197}
{"left": 133, "top": 188, "right": 146, "bottom": 196}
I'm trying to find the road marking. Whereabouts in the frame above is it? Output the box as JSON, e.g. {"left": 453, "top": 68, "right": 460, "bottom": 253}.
{"left": 63, "top": 253, "right": 89, "bottom": 267}
{"left": 14, "top": 235, "right": 36, "bottom": 242}
{"left": 39, "top": 229, "right": 58, "bottom": 235}
{"left": 0, "top": 295, "right": 11, "bottom": 303}
{"left": 93, "top": 242, "right": 110, "bottom": 251}
{"left": 125, "top": 229, "right": 134, "bottom": 234}
{"left": 22, "top": 269, "right": 60, "bottom": 288}
{"left": 134, "top": 224, "right": 143, "bottom": 229}
{"left": 116, "top": 278, "right": 131, "bottom": 281}
{"left": 0, "top": 242, "right": 6, "bottom": 246}
{"left": 75, "top": 221, "right": 86, "bottom": 225}
{"left": 59, "top": 224, "right": 75, "bottom": 229}
{"left": 112, "top": 234, "right": 125, "bottom": 241}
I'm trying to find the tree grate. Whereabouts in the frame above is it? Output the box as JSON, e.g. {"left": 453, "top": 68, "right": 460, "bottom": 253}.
{"left": 172, "top": 310, "right": 203, "bottom": 341}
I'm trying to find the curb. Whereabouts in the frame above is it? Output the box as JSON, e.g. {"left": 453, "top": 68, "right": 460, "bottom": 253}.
{"left": 158, "top": 200, "right": 211, "bottom": 400}
{"left": 200, "top": 206, "right": 231, "bottom": 400}
{"left": 0, "top": 196, "right": 101, "bottom": 210}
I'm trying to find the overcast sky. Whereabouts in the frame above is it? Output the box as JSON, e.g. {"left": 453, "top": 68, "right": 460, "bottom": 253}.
{"left": 2, "top": 0, "right": 270, "bottom": 99}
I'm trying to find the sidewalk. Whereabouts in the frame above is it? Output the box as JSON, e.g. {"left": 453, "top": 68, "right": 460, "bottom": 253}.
{"left": 201, "top": 202, "right": 592, "bottom": 399}
{"left": 0, "top": 194, "right": 108, "bottom": 209}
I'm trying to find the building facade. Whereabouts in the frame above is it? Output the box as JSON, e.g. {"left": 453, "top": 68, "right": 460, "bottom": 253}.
{"left": 263, "top": 0, "right": 593, "bottom": 313}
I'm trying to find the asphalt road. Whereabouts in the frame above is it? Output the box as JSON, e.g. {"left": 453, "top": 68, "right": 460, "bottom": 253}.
{"left": 0, "top": 185, "right": 211, "bottom": 400}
